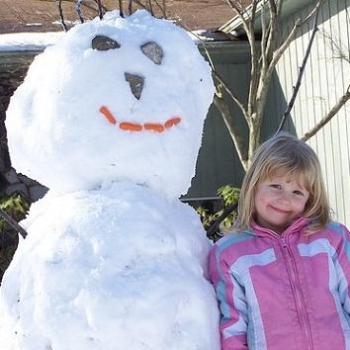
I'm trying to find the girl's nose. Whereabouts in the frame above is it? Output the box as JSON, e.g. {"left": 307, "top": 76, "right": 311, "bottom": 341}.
{"left": 278, "top": 191, "right": 292, "bottom": 204}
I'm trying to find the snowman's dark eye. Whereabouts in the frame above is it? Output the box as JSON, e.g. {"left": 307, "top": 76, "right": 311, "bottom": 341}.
{"left": 141, "top": 41, "right": 163, "bottom": 65}
{"left": 92, "top": 35, "right": 121, "bottom": 51}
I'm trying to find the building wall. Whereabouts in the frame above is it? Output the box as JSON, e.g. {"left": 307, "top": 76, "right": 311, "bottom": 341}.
{"left": 186, "top": 42, "right": 251, "bottom": 200}
{"left": 275, "top": 0, "right": 350, "bottom": 225}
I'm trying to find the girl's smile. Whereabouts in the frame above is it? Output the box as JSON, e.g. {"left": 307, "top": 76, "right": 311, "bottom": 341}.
{"left": 254, "top": 173, "right": 310, "bottom": 234}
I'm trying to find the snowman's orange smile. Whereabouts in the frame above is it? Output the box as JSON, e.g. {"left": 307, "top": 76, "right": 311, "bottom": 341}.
{"left": 99, "top": 106, "right": 182, "bottom": 133}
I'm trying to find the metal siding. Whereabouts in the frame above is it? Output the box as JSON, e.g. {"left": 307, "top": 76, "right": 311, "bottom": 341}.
{"left": 275, "top": 0, "right": 350, "bottom": 225}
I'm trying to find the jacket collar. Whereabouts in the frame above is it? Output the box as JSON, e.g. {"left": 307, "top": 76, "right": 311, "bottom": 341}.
{"left": 250, "top": 217, "right": 310, "bottom": 238}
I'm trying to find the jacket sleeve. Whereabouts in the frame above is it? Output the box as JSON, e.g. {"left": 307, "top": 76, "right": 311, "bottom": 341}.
{"left": 209, "top": 244, "right": 248, "bottom": 350}
{"left": 334, "top": 224, "right": 350, "bottom": 314}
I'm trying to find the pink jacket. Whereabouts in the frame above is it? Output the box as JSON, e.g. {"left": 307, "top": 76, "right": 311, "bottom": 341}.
{"left": 209, "top": 218, "right": 350, "bottom": 350}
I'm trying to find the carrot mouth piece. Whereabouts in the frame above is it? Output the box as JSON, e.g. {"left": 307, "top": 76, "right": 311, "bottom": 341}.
{"left": 99, "top": 106, "right": 182, "bottom": 133}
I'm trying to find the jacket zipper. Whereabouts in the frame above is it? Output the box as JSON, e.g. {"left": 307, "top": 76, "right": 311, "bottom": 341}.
{"left": 280, "top": 236, "right": 314, "bottom": 350}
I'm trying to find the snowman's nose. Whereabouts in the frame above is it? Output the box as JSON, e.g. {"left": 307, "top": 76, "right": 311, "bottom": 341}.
{"left": 124, "top": 73, "right": 145, "bottom": 100}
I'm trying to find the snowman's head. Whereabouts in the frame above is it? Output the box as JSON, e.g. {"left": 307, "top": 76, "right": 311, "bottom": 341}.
{"left": 6, "top": 10, "right": 214, "bottom": 198}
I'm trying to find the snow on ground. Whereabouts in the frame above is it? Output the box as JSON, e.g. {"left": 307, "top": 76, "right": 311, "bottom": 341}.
{"left": 0, "top": 10, "right": 220, "bottom": 350}
{"left": 0, "top": 32, "right": 63, "bottom": 51}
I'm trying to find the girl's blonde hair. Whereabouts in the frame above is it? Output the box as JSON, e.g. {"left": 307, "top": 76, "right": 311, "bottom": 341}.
{"left": 235, "top": 132, "right": 330, "bottom": 234}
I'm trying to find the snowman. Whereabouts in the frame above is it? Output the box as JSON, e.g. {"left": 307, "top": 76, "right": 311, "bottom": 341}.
{"left": 0, "top": 10, "right": 220, "bottom": 350}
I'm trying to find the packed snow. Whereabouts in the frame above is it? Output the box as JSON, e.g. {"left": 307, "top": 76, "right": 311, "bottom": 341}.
{"left": 0, "top": 10, "right": 220, "bottom": 350}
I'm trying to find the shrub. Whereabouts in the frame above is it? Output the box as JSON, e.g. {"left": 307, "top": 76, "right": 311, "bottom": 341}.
{"left": 197, "top": 185, "right": 240, "bottom": 242}
{"left": 0, "top": 194, "right": 29, "bottom": 282}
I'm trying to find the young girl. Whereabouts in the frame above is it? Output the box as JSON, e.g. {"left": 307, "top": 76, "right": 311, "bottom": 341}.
{"left": 209, "top": 133, "right": 350, "bottom": 350}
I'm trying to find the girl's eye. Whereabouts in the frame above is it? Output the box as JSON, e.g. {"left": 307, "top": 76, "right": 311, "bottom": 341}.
{"left": 293, "top": 190, "right": 304, "bottom": 196}
{"left": 270, "top": 184, "right": 281, "bottom": 189}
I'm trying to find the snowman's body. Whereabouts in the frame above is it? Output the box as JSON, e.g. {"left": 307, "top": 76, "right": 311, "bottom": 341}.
{"left": 1, "top": 10, "right": 220, "bottom": 350}
{"left": 1, "top": 183, "right": 218, "bottom": 349}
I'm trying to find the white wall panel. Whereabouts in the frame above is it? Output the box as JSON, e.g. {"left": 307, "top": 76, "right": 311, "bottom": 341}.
{"left": 276, "top": 0, "right": 350, "bottom": 225}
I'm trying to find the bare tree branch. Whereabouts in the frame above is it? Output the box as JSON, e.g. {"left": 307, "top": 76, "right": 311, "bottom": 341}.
{"left": 214, "top": 72, "right": 249, "bottom": 122}
{"left": 301, "top": 86, "right": 350, "bottom": 141}
{"left": 177, "top": 20, "right": 247, "bottom": 145}
{"left": 276, "top": 0, "right": 283, "bottom": 16}
{"left": 151, "top": 0, "right": 167, "bottom": 17}
{"left": 250, "top": 0, "right": 259, "bottom": 32}
{"left": 147, "top": 0, "right": 154, "bottom": 16}
{"left": 96, "top": 0, "right": 103, "bottom": 18}
{"left": 268, "top": 0, "right": 277, "bottom": 15}
{"left": 260, "top": 4, "right": 269, "bottom": 73}
{"left": 321, "top": 29, "right": 350, "bottom": 64}
{"left": 208, "top": 0, "right": 349, "bottom": 232}
{"left": 162, "top": 0, "right": 166, "bottom": 18}
{"left": 119, "top": 0, "right": 124, "bottom": 17}
{"left": 56, "top": 0, "right": 68, "bottom": 31}
{"left": 207, "top": 201, "right": 238, "bottom": 238}
{"left": 225, "top": 0, "right": 251, "bottom": 40}
{"left": 276, "top": 2, "right": 321, "bottom": 133}
{"left": 91, "top": 0, "right": 108, "bottom": 12}
{"left": 265, "top": 0, "right": 279, "bottom": 63}
{"left": 75, "top": 0, "right": 84, "bottom": 23}
{"left": 128, "top": 0, "right": 151, "bottom": 14}
{"left": 175, "top": 16, "right": 249, "bottom": 165}
{"left": 216, "top": 0, "right": 330, "bottom": 167}
{"left": 61, "top": 0, "right": 109, "bottom": 13}
{"left": 214, "top": 96, "right": 249, "bottom": 169}
{"left": 0, "top": 208, "right": 28, "bottom": 239}
{"left": 247, "top": 1, "right": 259, "bottom": 117}
{"left": 267, "top": 0, "right": 323, "bottom": 81}
{"left": 224, "top": 1, "right": 260, "bottom": 124}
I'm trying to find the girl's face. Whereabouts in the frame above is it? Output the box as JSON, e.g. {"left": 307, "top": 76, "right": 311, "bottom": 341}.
{"left": 254, "top": 172, "right": 310, "bottom": 234}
